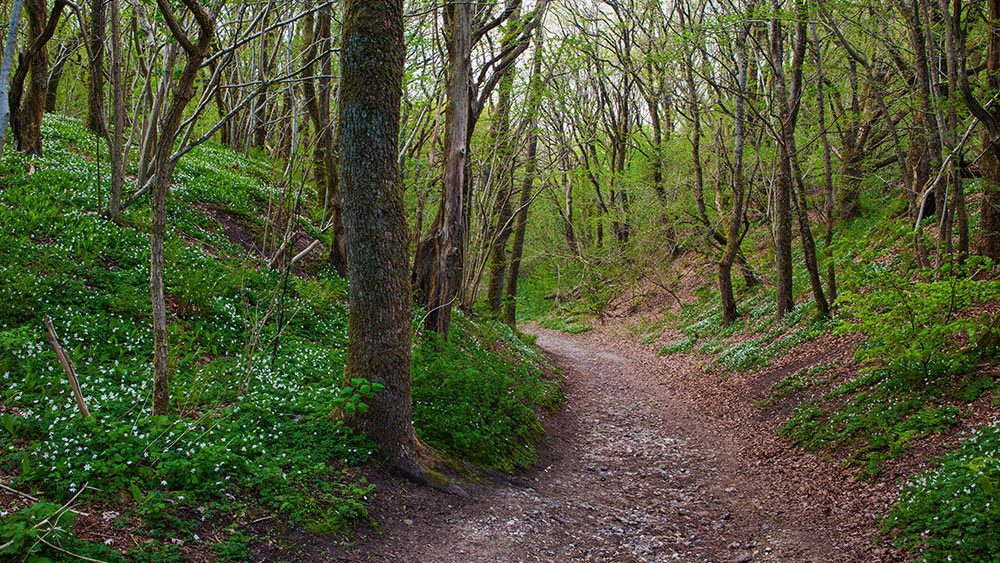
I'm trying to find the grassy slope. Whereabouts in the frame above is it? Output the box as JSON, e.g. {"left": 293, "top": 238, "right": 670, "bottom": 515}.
{"left": 0, "top": 116, "right": 561, "bottom": 562}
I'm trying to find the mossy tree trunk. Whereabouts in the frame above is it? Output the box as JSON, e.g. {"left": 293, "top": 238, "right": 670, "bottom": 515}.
{"left": 485, "top": 12, "right": 520, "bottom": 315}
{"left": 339, "top": 0, "right": 425, "bottom": 470}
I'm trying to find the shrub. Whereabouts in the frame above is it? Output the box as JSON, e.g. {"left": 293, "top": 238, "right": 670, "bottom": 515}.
{"left": 836, "top": 257, "right": 1000, "bottom": 385}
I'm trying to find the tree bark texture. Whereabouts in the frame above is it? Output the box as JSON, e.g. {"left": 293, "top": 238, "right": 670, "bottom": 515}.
{"left": 413, "top": 2, "right": 472, "bottom": 336}
{"left": 339, "top": 0, "right": 424, "bottom": 468}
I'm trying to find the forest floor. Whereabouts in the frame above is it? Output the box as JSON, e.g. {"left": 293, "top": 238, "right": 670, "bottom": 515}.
{"left": 324, "top": 325, "right": 909, "bottom": 563}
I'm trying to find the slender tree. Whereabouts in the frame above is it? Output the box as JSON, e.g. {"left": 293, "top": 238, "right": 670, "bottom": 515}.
{"left": 504, "top": 30, "right": 544, "bottom": 326}
{"left": 149, "top": 0, "right": 215, "bottom": 416}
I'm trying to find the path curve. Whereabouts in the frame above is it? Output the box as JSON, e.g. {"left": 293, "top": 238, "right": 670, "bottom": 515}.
{"left": 337, "top": 328, "right": 884, "bottom": 563}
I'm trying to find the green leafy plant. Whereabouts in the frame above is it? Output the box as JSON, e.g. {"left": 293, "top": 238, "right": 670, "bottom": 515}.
{"left": 837, "top": 257, "right": 1000, "bottom": 384}
{"left": 658, "top": 336, "right": 695, "bottom": 356}
{"left": 885, "top": 420, "right": 1000, "bottom": 562}
{"left": 332, "top": 378, "right": 384, "bottom": 417}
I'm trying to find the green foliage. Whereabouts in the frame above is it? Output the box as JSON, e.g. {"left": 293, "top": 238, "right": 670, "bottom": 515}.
{"left": 412, "top": 316, "right": 562, "bottom": 471}
{"left": 0, "top": 500, "right": 123, "bottom": 563}
{"left": 0, "top": 501, "right": 76, "bottom": 562}
{"left": 837, "top": 257, "right": 1000, "bottom": 383}
{"left": 774, "top": 250, "right": 1000, "bottom": 477}
{"left": 332, "top": 378, "right": 384, "bottom": 417}
{"left": 661, "top": 289, "right": 828, "bottom": 372}
{"left": 658, "top": 336, "right": 695, "bottom": 356}
{"left": 537, "top": 315, "right": 594, "bottom": 334}
{"left": 0, "top": 116, "right": 560, "bottom": 555}
{"left": 780, "top": 356, "right": 990, "bottom": 477}
{"left": 885, "top": 420, "right": 1000, "bottom": 562}
{"left": 760, "top": 363, "right": 834, "bottom": 407}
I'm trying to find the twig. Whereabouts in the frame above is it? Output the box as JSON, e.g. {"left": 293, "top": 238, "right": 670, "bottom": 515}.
{"left": 0, "top": 482, "right": 40, "bottom": 503}
{"left": 42, "top": 315, "right": 90, "bottom": 418}
{"left": 0, "top": 482, "right": 91, "bottom": 517}
{"left": 0, "top": 482, "right": 90, "bottom": 552}
{"left": 290, "top": 238, "right": 322, "bottom": 266}
{"left": 37, "top": 535, "right": 113, "bottom": 563}
{"left": 266, "top": 232, "right": 301, "bottom": 270}
{"left": 251, "top": 515, "right": 274, "bottom": 524}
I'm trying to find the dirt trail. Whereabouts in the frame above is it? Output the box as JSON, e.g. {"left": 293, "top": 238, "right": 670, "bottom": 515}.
{"left": 330, "top": 327, "right": 895, "bottom": 563}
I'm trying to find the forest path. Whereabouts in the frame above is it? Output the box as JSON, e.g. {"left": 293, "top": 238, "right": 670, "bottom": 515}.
{"left": 337, "top": 327, "right": 886, "bottom": 563}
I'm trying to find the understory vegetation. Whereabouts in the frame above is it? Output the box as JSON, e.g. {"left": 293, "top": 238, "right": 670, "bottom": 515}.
{"left": 524, "top": 187, "right": 999, "bottom": 560}
{"left": 4, "top": 0, "right": 1000, "bottom": 559}
{"left": 0, "top": 117, "right": 560, "bottom": 561}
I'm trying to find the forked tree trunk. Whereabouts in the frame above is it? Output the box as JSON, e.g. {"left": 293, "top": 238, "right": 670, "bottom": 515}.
{"left": 413, "top": 2, "right": 472, "bottom": 336}
{"left": 783, "top": 3, "right": 829, "bottom": 317}
{"left": 44, "top": 36, "right": 77, "bottom": 112}
{"left": 11, "top": 0, "right": 65, "bottom": 156}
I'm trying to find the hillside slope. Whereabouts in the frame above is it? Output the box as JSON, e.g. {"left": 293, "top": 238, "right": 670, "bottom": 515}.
{"left": 0, "top": 116, "right": 561, "bottom": 562}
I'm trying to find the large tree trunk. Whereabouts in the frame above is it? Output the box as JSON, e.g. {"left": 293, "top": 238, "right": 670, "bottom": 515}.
{"left": 149, "top": 0, "right": 215, "bottom": 416}
{"left": 413, "top": 2, "right": 472, "bottom": 336}
{"left": 339, "top": 0, "right": 429, "bottom": 479}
